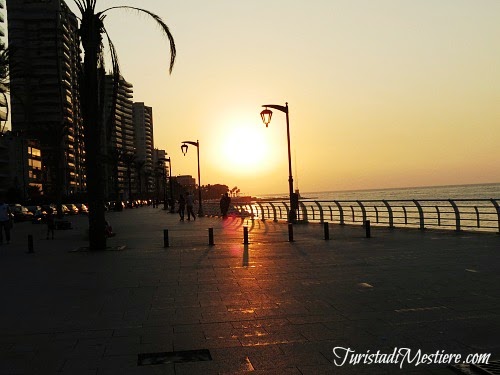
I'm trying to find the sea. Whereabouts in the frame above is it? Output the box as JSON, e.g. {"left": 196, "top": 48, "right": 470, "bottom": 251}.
{"left": 259, "top": 182, "right": 500, "bottom": 201}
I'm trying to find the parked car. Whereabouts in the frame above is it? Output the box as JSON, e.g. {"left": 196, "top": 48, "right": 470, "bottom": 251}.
{"left": 65, "top": 203, "right": 80, "bottom": 215}
{"left": 9, "top": 204, "right": 34, "bottom": 222}
{"left": 75, "top": 203, "right": 89, "bottom": 214}
{"left": 25, "top": 205, "right": 46, "bottom": 223}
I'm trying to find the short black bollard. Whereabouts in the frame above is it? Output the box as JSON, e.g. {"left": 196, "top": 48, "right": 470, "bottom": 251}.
{"left": 243, "top": 226, "right": 249, "bottom": 244}
{"left": 163, "top": 229, "right": 169, "bottom": 248}
{"left": 323, "top": 222, "right": 330, "bottom": 240}
{"left": 288, "top": 223, "right": 294, "bottom": 242}
{"left": 365, "top": 220, "right": 371, "bottom": 238}
{"left": 28, "top": 234, "right": 34, "bottom": 253}
{"left": 208, "top": 228, "right": 214, "bottom": 246}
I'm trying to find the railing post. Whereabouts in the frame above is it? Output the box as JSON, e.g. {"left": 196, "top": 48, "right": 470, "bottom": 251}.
{"left": 474, "top": 206, "right": 480, "bottom": 228}
{"left": 269, "top": 202, "right": 277, "bottom": 222}
{"left": 490, "top": 199, "right": 500, "bottom": 233}
{"left": 413, "top": 200, "right": 425, "bottom": 230}
{"left": 403, "top": 206, "right": 408, "bottom": 225}
{"left": 283, "top": 203, "right": 290, "bottom": 222}
{"left": 328, "top": 206, "right": 333, "bottom": 221}
{"left": 350, "top": 206, "right": 355, "bottom": 222}
{"left": 257, "top": 202, "right": 265, "bottom": 221}
{"left": 314, "top": 201, "right": 324, "bottom": 223}
{"left": 299, "top": 201, "right": 308, "bottom": 223}
{"left": 374, "top": 206, "right": 379, "bottom": 223}
{"left": 449, "top": 199, "right": 461, "bottom": 232}
{"left": 357, "top": 201, "right": 367, "bottom": 225}
{"left": 248, "top": 204, "right": 255, "bottom": 221}
{"left": 382, "top": 200, "right": 394, "bottom": 228}
{"left": 333, "top": 201, "right": 344, "bottom": 225}
{"left": 435, "top": 206, "right": 441, "bottom": 226}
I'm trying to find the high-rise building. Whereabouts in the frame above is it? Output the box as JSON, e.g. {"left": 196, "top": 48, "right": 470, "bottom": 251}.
{"left": 0, "top": 0, "right": 8, "bottom": 125}
{"left": 6, "top": 0, "right": 85, "bottom": 197}
{"left": 103, "top": 74, "right": 135, "bottom": 201}
{"left": 133, "top": 102, "right": 154, "bottom": 198}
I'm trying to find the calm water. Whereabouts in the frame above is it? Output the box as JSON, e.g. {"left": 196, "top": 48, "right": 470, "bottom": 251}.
{"left": 260, "top": 183, "right": 500, "bottom": 201}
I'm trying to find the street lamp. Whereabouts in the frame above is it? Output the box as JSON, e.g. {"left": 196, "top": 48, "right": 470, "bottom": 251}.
{"left": 164, "top": 156, "right": 175, "bottom": 213}
{"left": 181, "top": 140, "right": 204, "bottom": 217}
{"left": 260, "top": 102, "right": 297, "bottom": 223}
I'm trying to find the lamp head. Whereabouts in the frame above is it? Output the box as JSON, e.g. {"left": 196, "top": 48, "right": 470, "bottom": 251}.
{"left": 260, "top": 108, "right": 273, "bottom": 127}
{"left": 181, "top": 143, "right": 188, "bottom": 155}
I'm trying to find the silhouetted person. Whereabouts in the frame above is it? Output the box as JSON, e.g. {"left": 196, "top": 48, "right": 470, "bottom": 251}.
{"left": 220, "top": 193, "right": 231, "bottom": 218}
{"left": 46, "top": 208, "right": 55, "bottom": 240}
{"left": 0, "top": 199, "right": 12, "bottom": 245}
{"left": 186, "top": 192, "right": 196, "bottom": 221}
{"left": 178, "top": 194, "right": 186, "bottom": 221}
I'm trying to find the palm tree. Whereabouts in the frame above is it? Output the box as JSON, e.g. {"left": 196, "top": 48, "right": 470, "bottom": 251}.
{"left": 74, "top": 0, "right": 176, "bottom": 250}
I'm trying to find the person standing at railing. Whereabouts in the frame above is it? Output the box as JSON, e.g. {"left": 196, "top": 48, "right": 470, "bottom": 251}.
{"left": 220, "top": 193, "right": 231, "bottom": 219}
{"left": 186, "top": 192, "right": 196, "bottom": 221}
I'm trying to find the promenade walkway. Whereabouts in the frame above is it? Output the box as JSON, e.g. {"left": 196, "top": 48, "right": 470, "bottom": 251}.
{"left": 0, "top": 207, "right": 499, "bottom": 374}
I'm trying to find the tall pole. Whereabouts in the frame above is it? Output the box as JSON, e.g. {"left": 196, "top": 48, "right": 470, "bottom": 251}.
{"left": 285, "top": 103, "right": 295, "bottom": 223}
{"left": 196, "top": 140, "right": 203, "bottom": 216}
{"left": 163, "top": 164, "right": 167, "bottom": 210}
{"left": 168, "top": 158, "right": 174, "bottom": 213}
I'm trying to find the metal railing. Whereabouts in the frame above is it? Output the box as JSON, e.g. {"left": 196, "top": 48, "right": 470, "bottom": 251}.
{"left": 226, "top": 199, "right": 500, "bottom": 233}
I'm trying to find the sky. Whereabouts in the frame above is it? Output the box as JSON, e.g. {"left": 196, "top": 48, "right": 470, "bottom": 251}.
{"left": 64, "top": 0, "right": 499, "bottom": 196}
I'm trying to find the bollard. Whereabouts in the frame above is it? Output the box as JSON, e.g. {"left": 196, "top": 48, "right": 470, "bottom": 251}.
{"left": 365, "top": 220, "right": 371, "bottom": 238}
{"left": 208, "top": 228, "right": 214, "bottom": 246}
{"left": 28, "top": 234, "right": 34, "bottom": 253}
{"left": 323, "top": 222, "right": 330, "bottom": 240}
{"left": 288, "top": 223, "right": 294, "bottom": 242}
{"left": 243, "top": 227, "right": 249, "bottom": 244}
{"left": 163, "top": 229, "right": 169, "bottom": 248}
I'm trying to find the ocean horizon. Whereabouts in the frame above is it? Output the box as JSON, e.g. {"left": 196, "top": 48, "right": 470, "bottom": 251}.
{"left": 257, "top": 182, "right": 500, "bottom": 201}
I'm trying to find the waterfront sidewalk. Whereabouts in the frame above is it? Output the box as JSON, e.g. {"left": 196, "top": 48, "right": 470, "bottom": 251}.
{"left": 0, "top": 207, "right": 499, "bottom": 374}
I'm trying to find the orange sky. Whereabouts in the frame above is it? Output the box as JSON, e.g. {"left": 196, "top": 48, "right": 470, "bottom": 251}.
{"left": 63, "top": 0, "right": 500, "bottom": 195}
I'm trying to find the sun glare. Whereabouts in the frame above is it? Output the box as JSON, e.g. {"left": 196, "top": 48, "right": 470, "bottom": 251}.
{"left": 219, "top": 124, "right": 271, "bottom": 174}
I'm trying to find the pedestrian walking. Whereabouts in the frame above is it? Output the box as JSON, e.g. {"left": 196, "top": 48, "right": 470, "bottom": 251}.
{"left": 0, "top": 199, "right": 12, "bottom": 245}
{"left": 178, "top": 194, "right": 186, "bottom": 221}
{"left": 46, "top": 208, "right": 55, "bottom": 240}
{"left": 220, "top": 192, "right": 231, "bottom": 219}
{"left": 186, "top": 192, "right": 196, "bottom": 221}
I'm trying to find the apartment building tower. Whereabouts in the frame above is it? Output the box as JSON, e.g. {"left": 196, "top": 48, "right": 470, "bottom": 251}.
{"left": 102, "top": 74, "right": 135, "bottom": 201}
{"left": 133, "top": 102, "right": 154, "bottom": 198}
{"left": 6, "top": 0, "right": 85, "bottom": 197}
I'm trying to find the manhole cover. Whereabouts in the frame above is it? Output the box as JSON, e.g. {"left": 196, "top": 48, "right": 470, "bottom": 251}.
{"left": 138, "top": 349, "right": 212, "bottom": 366}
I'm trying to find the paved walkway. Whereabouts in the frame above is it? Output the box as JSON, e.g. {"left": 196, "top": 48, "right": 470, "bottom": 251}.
{"left": 0, "top": 207, "right": 499, "bottom": 374}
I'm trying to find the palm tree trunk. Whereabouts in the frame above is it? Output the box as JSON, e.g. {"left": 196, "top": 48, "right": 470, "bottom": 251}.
{"left": 81, "top": 14, "right": 106, "bottom": 250}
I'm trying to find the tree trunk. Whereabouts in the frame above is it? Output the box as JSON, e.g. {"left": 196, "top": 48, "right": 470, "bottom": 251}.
{"left": 81, "top": 14, "right": 106, "bottom": 250}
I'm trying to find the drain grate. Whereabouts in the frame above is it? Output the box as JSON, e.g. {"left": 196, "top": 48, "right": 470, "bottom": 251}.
{"left": 138, "top": 349, "right": 212, "bottom": 366}
{"left": 471, "top": 360, "right": 500, "bottom": 375}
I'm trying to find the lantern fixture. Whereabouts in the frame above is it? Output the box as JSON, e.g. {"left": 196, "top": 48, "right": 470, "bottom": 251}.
{"left": 260, "top": 107, "right": 273, "bottom": 127}
{"left": 181, "top": 143, "right": 188, "bottom": 155}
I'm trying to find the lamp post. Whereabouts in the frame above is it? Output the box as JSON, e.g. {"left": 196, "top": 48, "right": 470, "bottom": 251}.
{"left": 260, "top": 102, "right": 297, "bottom": 223}
{"left": 181, "top": 140, "right": 204, "bottom": 216}
{"left": 164, "top": 156, "right": 174, "bottom": 213}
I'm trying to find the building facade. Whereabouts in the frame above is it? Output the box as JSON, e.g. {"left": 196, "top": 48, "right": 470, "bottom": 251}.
{"left": 102, "top": 74, "right": 135, "bottom": 201}
{"left": 6, "top": 0, "right": 85, "bottom": 198}
{"left": 133, "top": 102, "right": 154, "bottom": 198}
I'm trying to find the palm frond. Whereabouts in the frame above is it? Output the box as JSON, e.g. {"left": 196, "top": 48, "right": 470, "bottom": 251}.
{"left": 100, "top": 6, "right": 176, "bottom": 74}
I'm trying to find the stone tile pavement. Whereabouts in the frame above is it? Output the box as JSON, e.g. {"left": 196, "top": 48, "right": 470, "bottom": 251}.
{"left": 0, "top": 206, "right": 499, "bottom": 374}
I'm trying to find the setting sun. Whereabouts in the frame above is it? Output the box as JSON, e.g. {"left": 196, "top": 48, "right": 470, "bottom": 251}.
{"left": 219, "top": 123, "right": 272, "bottom": 174}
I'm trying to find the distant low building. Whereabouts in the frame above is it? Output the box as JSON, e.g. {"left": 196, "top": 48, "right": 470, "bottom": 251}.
{"left": 176, "top": 175, "right": 196, "bottom": 192}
